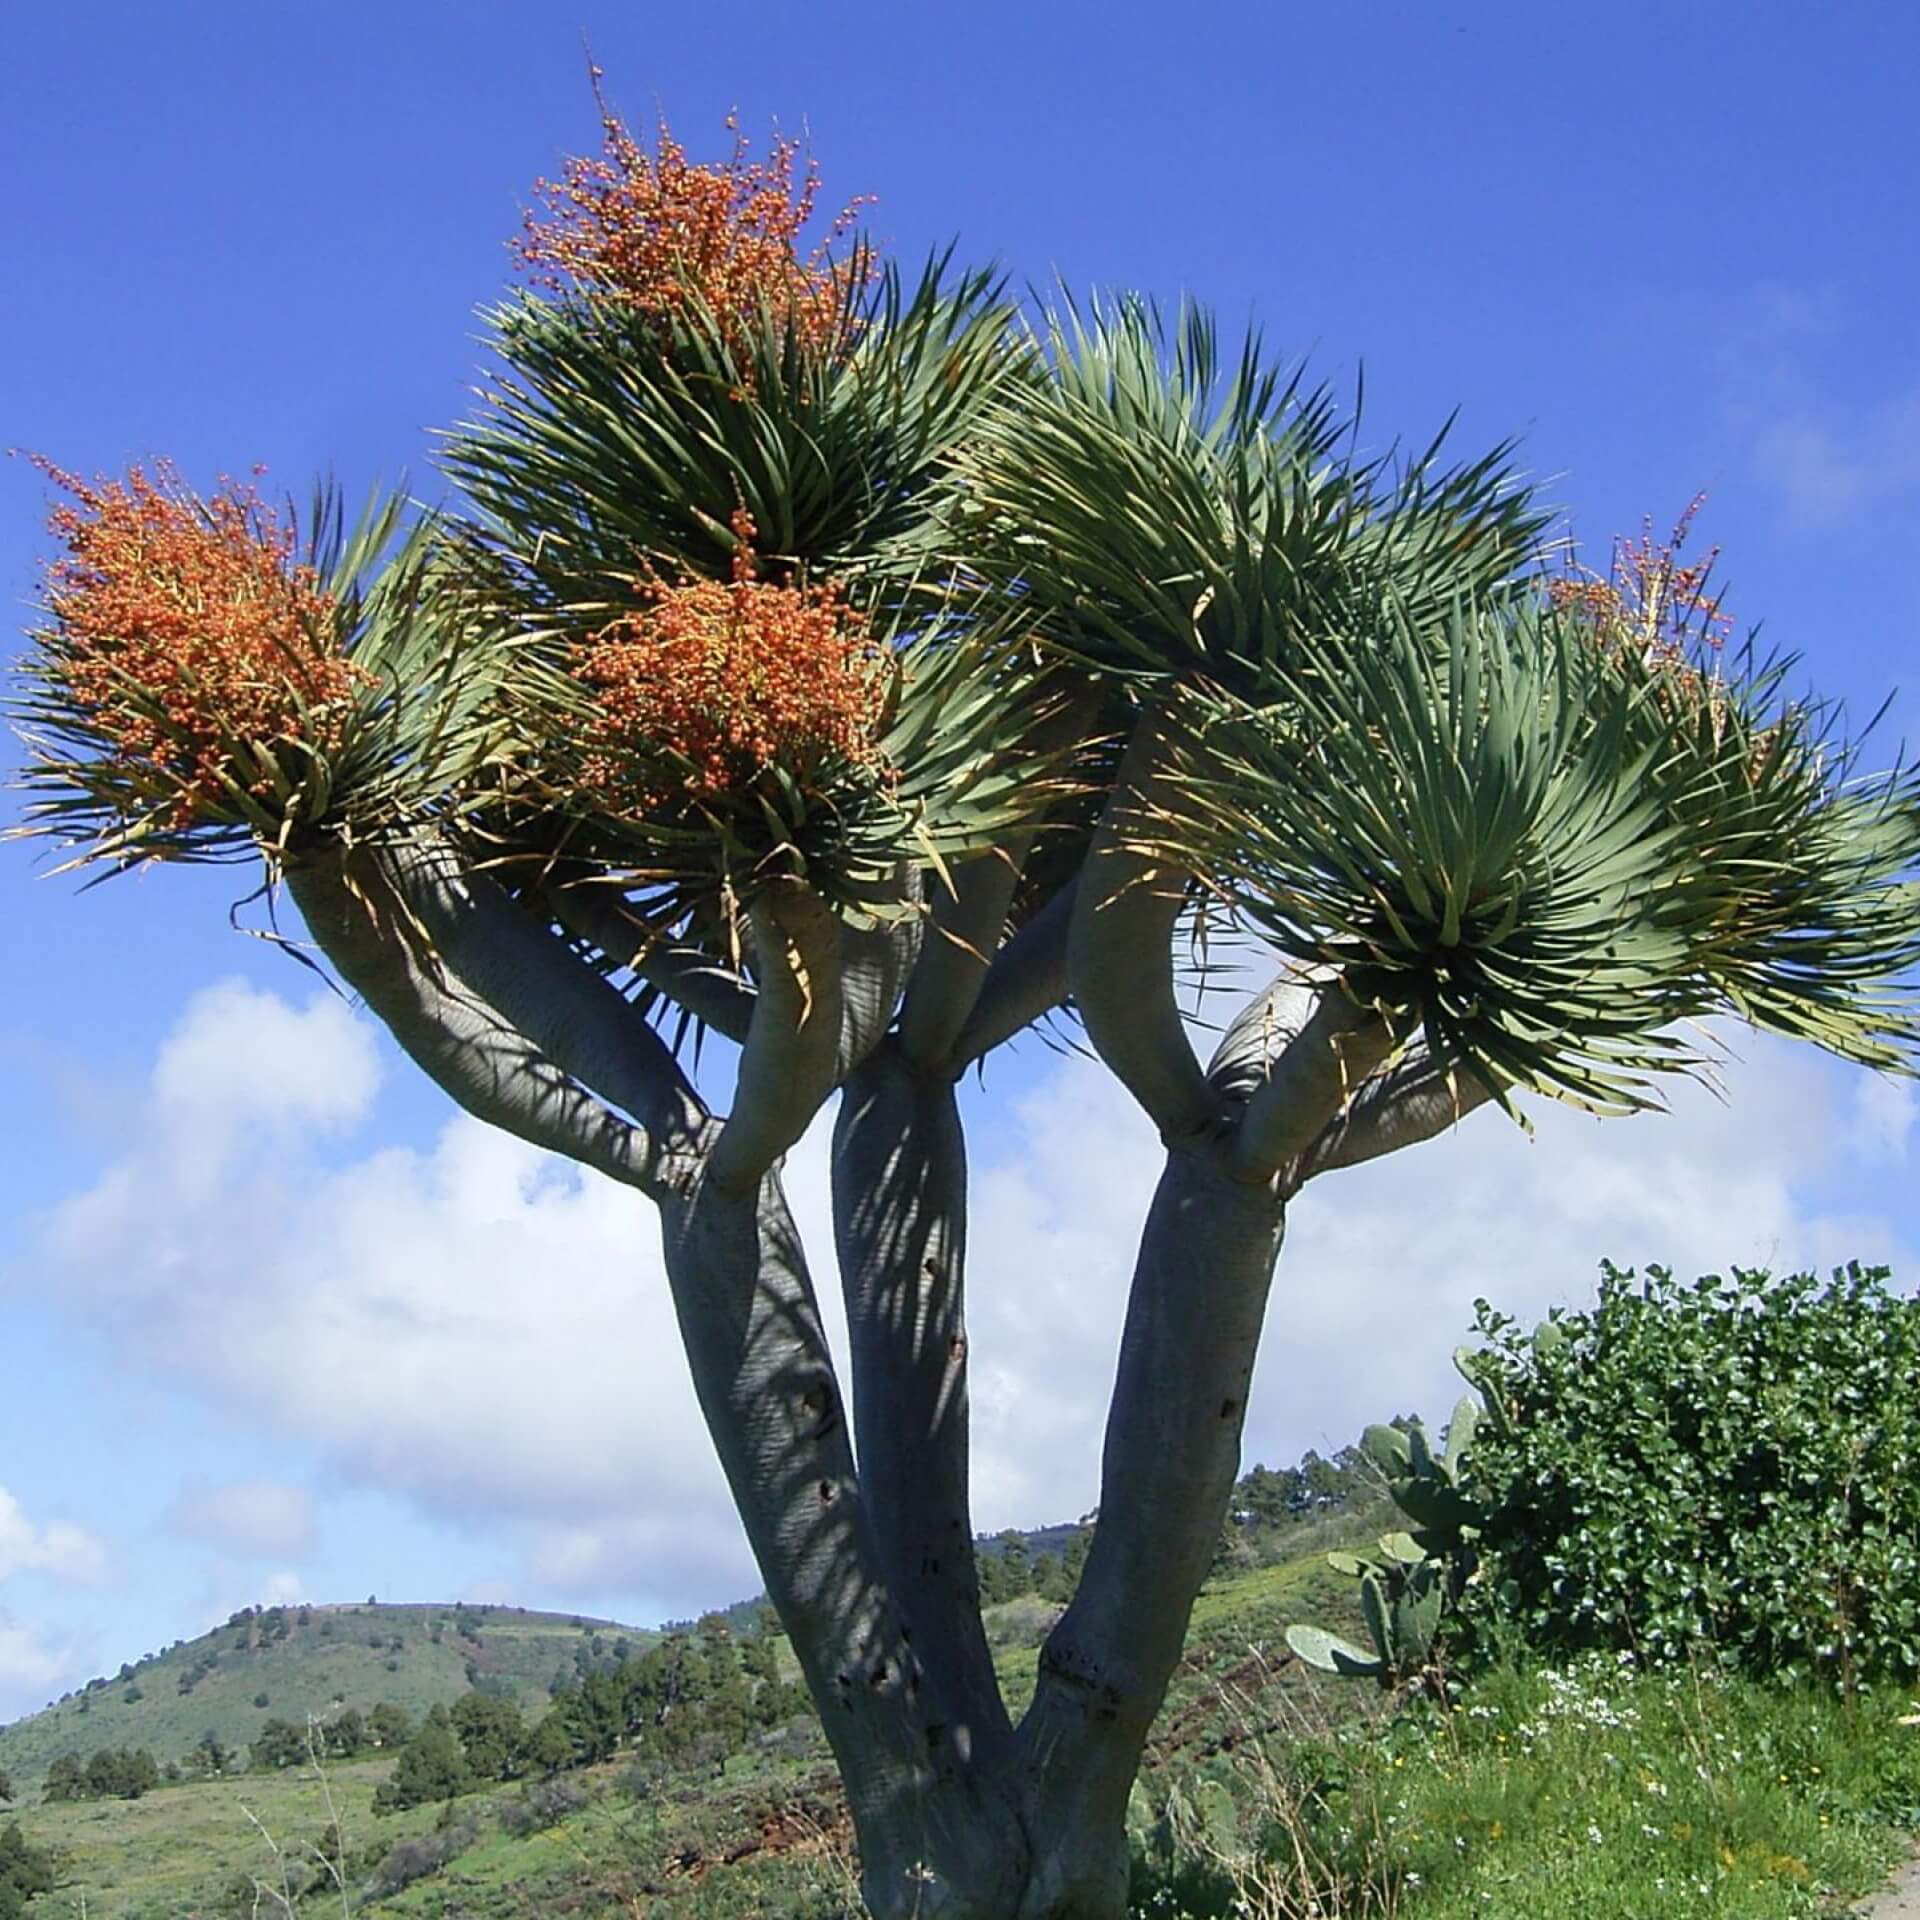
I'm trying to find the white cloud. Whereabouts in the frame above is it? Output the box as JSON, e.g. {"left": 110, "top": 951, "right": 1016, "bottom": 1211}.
{"left": 0, "top": 1485, "right": 106, "bottom": 1584}
{"left": 1717, "top": 284, "right": 1920, "bottom": 530}
{"left": 167, "top": 1481, "right": 316, "bottom": 1559}
{"left": 1849, "top": 1073, "right": 1916, "bottom": 1168}
{"left": 0, "top": 1613, "right": 72, "bottom": 1722}
{"left": 150, "top": 976, "right": 381, "bottom": 1134}
{"left": 34, "top": 980, "right": 757, "bottom": 1611}
{"left": 18, "top": 980, "right": 1917, "bottom": 1627}
{"left": 954, "top": 1033, "right": 1915, "bottom": 1521}
{"left": 1749, "top": 397, "right": 1920, "bottom": 529}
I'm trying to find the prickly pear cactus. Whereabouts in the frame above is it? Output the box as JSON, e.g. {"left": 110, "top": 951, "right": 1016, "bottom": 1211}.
{"left": 1286, "top": 1397, "right": 1491, "bottom": 1692}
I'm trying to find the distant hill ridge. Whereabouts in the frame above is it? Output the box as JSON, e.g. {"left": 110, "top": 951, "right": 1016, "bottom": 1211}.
{"left": 0, "top": 1599, "right": 657, "bottom": 1790}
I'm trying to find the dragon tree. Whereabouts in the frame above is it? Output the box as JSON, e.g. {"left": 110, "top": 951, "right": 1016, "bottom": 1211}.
{"left": 12, "top": 104, "right": 1920, "bottom": 1919}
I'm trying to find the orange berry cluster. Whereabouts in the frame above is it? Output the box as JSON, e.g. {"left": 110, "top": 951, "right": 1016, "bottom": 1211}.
{"left": 1549, "top": 495, "right": 1732, "bottom": 667}
{"left": 515, "top": 92, "right": 870, "bottom": 355}
{"left": 33, "top": 458, "right": 359, "bottom": 828}
{"left": 1550, "top": 500, "right": 1766, "bottom": 770}
{"left": 572, "top": 511, "right": 886, "bottom": 814}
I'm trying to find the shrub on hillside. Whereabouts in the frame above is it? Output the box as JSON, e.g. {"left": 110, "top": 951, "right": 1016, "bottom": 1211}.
{"left": 0, "top": 1824, "right": 58, "bottom": 1920}
{"left": 498, "top": 1774, "right": 589, "bottom": 1834}
{"left": 366, "top": 1818, "right": 478, "bottom": 1897}
{"left": 44, "top": 1748, "right": 159, "bottom": 1802}
{"left": 371, "top": 1707, "right": 472, "bottom": 1813}
{"left": 1461, "top": 1261, "right": 1920, "bottom": 1688}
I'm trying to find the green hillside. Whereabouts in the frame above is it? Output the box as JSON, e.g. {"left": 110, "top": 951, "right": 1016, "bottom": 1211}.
{"left": 1, "top": 1548, "right": 1357, "bottom": 1920}
{"left": 0, "top": 1601, "right": 655, "bottom": 1792}
{"left": 0, "top": 1443, "right": 1381, "bottom": 1814}
{"left": 0, "top": 1469, "right": 1391, "bottom": 1920}
{"left": 8, "top": 1530, "right": 1914, "bottom": 1918}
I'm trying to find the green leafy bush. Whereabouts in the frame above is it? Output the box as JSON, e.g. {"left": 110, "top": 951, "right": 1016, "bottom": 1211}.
{"left": 1461, "top": 1261, "right": 1920, "bottom": 1686}
{"left": 0, "top": 1824, "right": 59, "bottom": 1920}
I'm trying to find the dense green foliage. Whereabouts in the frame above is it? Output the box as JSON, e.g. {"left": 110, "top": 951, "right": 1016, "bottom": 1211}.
{"left": 1461, "top": 1262, "right": 1920, "bottom": 1687}
{"left": 42, "top": 1747, "right": 159, "bottom": 1802}
{"left": 251, "top": 1707, "right": 387, "bottom": 1771}
{"left": 0, "top": 1824, "right": 57, "bottom": 1920}
{"left": 370, "top": 1616, "right": 807, "bottom": 1812}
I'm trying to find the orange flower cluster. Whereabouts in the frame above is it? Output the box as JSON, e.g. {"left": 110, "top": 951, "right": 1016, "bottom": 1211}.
{"left": 573, "top": 512, "right": 886, "bottom": 813}
{"left": 515, "top": 90, "right": 870, "bottom": 355}
{"left": 34, "top": 458, "right": 357, "bottom": 826}
{"left": 1551, "top": 499, "right": 1767, "bottom": 769}
{"left": 1549, "top": 495, "right": 1732, "bottom": 667}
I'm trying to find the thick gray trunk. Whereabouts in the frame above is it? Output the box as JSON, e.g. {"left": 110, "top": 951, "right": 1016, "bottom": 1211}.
{"left": 1013, "top": 1144, "right": 1288, "bottom": 1914}
{"left": 291, "top": 828, "right": 1351, "bottom": 1919}
{"left": 664, "top": 1110, "right": 1287, "bottom": 1918}
{"left": 656, "top": 1149, "right": 1028, "bottom": 1917}
{"left": 834, "top": 1042, "right": 1010, "bottom": 1767}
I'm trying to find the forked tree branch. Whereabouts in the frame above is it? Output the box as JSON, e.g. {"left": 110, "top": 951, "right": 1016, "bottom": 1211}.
{"left": 1205, "top": 965, "right": 1333, "bottom": 1101}
{"left": 373, "top": 835, "right": 706, "bottom": 1150}
{"left": 1294, "top": 1043, "right": 1496, "bottom": 1181}
{"left": 655, "top": 1159, "right": 1020, "bottom": 1903}
{"left": 1229, "top": 987, "right": 1398, "bottom": 1183}
{"left": 999, "top": 967, "right": 1422, "bottom": 1879}
{"left": 1068, "top": 718, "right": 1214, "bottom": 1142}
{"left": 1210, "top": 967, "right": 1489, "bottom": 1182}
{"left": 710, "top": 882, "right": 845, "bottom": 1191}
{"left": 288, "top": 849, "right": 703, "bottom": 1196}
{"left": 897, "top": 839, "right": 1030, "bottom": 1071}
{"left": 945, "top": 876, "right": 1076, "bottom": 1073}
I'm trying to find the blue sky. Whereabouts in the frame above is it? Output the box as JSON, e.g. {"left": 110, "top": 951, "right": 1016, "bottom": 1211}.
{"left": 1, "top": 1, "right": 1917, "bottom": 1720}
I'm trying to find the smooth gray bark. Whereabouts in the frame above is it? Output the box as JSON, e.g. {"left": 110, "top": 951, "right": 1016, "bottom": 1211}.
{"left": 658, "top": 1152, "right": 1029, "bottom": 1918}
{"left": 834, "top": 1042, "right": 1010, "bottom": 1768}
{"left": 1013, "top": 1140, "right": 1287, "bottom": 1916}
{"left": 1296, "top": 1044, "right": 1496, "bottom": 1180}
{"left": 1068, "top": 723, "right": 1214, "bottom": 1142}
{"left": 288, "top": 846, "right": 703, "bottom": 1194}
{"left": 839, "top": 866, "right": 926, "bottom": 1078}
{"left": 1206, "top": 965, "right": 1330, "bottom": 1101}
{"left": 898, "top": 844, "right": 1028, "bottom": 1070}
{"left": 1232, "top": 991, "right": 1396, "bottom": 1182}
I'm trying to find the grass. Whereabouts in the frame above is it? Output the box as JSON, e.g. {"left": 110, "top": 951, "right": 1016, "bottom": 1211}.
{"left": 11, "top": 1548, "right": 1919, "bottom": 1917}
{"left": 22, "top": 1755, "right": 405, "bottom": 1918}
{"left": 1131, "top": 1652, "right": 1920, "bottom": 1919}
